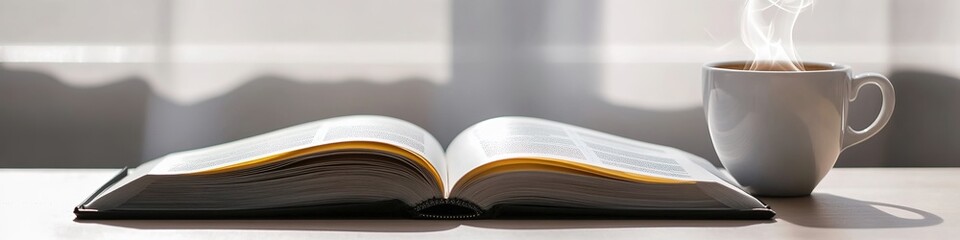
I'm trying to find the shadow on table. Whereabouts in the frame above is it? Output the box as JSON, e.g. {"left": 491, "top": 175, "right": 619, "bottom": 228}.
{"left": 76, "top": 218, "right": 771, "bottom": 232}
{"left": 764, "top": 193, "right": 943, "bottom": 228}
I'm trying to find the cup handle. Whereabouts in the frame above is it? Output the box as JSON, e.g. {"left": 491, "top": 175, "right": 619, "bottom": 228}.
{"left": 842, "top": 73, "right": 896, "bottom": 151}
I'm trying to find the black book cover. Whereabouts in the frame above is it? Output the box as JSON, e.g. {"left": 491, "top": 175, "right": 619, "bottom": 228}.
{"left": 74, "top": 168, "right": 776, "bottom": 220}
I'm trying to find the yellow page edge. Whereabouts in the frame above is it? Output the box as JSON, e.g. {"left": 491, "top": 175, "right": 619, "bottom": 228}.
{"left": 454, "top": 157, "right": 695, "bottom": 191}
{"left": 189, "top": 141, "right": 445, "bottom": 191}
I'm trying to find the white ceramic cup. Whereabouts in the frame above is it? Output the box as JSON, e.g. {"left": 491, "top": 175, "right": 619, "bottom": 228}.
{"left": 702, "top": 61, "right": 895, "bottom": 197}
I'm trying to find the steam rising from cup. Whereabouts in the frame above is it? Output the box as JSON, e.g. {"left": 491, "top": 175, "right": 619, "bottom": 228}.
{"left": 741, "top": 0, "right": 814, "bottom": 71}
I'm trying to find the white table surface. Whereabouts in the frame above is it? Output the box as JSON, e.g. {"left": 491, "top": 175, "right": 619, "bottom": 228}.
{"left": 1, "top": 168, "right": 956, "bottom": 239}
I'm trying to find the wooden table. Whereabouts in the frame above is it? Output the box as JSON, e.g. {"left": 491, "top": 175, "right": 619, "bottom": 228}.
{"left": 1, "top": 168, "right": 956, "bottom": 239}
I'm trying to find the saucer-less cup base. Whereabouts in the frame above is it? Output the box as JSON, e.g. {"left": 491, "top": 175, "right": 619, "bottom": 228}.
{"left": 702, "top": 61, "right": 895, "bottom": 197}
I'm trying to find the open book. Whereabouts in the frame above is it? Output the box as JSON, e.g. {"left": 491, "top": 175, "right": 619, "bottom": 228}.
{"left": 75, "top": 116, "right": 773, "bottom": 219}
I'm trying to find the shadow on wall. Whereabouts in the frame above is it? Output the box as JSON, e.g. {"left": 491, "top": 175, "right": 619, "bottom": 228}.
{"left": 0, "top": 64, "right": 440, "bottom": 167}
{"left": 835, "top": 69, "right": 960, "bottom": 167}
{"left": 2, "top": 65, "right": 958, "bottom": 168}
{"left": 883, "top": 70, "right": 960, "bottom": 166}
{"left": 0, "top": 64, "right": 149, "bottom": 167}
{"left": 5, "top": 66, "right": 953, "bottom": 168}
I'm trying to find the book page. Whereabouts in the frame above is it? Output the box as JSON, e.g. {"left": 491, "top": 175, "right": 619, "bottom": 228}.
{"left": 150, "top": 115, "right": 447, "bottom": 187}
{"left": 446, "top": 117, "right": 722, "bottom": 193}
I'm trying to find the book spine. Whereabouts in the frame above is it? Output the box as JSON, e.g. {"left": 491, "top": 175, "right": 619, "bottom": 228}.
{"left": 410, "top": 198, "right": 484, "bottom": 219}
{"left": 75, "top": 167, "right": 130, "bottom": 215}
